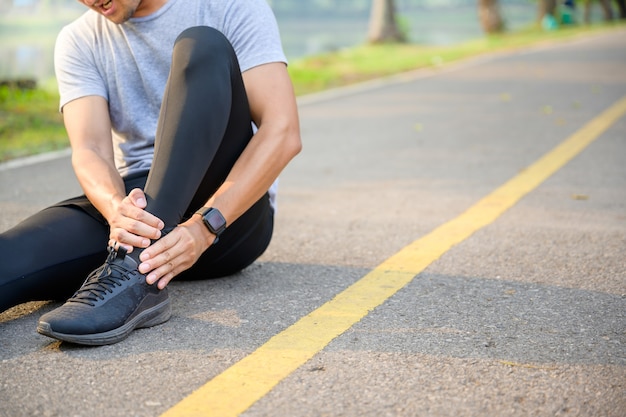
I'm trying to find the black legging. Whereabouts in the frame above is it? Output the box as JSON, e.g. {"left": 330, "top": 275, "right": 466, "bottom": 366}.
{"left": 0, "top": 26, "right": 274, "bottom": 313}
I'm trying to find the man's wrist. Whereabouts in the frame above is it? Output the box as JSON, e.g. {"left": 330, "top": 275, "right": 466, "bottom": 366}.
{"left": 191, "top": 215, "right": 215, "bottom": 248}
{"left": 194, "top": 207, "right": 227, "bottom": 244}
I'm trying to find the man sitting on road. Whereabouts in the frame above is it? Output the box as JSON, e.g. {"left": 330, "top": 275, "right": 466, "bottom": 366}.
{"left": 0, "top": 0, "right": 301, "bottom": 345}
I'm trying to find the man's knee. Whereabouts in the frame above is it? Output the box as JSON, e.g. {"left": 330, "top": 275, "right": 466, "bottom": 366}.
{"left": 173, "top": 26, "right": 236, "bottom": 66}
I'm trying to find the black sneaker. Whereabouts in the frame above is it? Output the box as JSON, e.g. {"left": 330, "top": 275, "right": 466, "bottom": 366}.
{"left": 37, "top": 246, "right": 171, "bottom": 345}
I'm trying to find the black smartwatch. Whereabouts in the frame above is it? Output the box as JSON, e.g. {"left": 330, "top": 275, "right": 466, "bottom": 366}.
{"left": 195, "top": 207, "right": 227, "bottom": 244}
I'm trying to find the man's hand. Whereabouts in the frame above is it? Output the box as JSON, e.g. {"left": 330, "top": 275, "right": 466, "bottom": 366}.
{"left": 136, "top": 62, "right": 301, "bottom": 291}
{"left": 63, "top": 96, "right": 166, "bottom": 254}
{"left": 138, "top": 216, "right": 214, "bottom": 289}
{"left": 107, "top": 188, "right": 164, "bottom": 253}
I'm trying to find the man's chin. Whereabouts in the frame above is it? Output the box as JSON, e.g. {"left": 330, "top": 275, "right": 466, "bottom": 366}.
{"left": 94, "top": 2, "right": 134, "bottom": 24}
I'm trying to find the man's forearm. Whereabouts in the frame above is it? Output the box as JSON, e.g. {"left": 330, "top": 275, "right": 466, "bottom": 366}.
{"left": 72, "top": 147, "right": 126, "bottom": 223}
{"left": 205, "top": 62, "right": 302, "bottom": 228}
{"left": 203, "top": 122, "right": 301, "bottom": 227}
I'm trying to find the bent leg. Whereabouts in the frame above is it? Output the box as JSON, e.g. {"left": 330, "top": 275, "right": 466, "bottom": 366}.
{"left": 144, "top": 26, "right": 254, "bottom": 228}
{"left": 138, "top": 26, "right": 273, "bottom": 274}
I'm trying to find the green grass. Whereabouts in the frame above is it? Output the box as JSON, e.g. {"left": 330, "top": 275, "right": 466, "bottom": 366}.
{"left": 0, "top": 85, "right": 68, "bottom": 161}
{"left": 1, "top": 21, "right": 624, "bottom": 162}
{"left": 288, "top": 22, "right": 626, "bottom": 95}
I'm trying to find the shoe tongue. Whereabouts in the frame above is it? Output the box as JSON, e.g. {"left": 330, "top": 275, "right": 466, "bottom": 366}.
{"left": 113, "top": 246, "right": 139, "bottom": 270}
{"left": 115, "top": 246, "right": 128, "bottom": 260}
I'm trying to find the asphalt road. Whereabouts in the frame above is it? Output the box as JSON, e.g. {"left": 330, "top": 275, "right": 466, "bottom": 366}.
{"left": 1, "top": 29, "right": 625, "bottom": 417}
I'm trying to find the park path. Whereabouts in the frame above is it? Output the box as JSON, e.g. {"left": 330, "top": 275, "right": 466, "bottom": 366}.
{"left": 1, "top": 29, "right": 625, "bottom": 417}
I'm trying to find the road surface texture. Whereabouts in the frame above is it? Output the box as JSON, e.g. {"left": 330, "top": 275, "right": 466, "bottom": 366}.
{"left": 1, "top": 29, "right": 625, "bottom": 417}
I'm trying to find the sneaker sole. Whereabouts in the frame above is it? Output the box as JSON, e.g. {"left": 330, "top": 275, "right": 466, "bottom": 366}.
{"left": 37, "top": 299, "right": 171, "bottom": 346}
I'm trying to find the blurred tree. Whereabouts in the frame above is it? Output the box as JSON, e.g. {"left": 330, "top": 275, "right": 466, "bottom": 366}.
{"left": 537, "top": 0, "right": 558, "bottom": 23}
{"left": 477, "top": 0, "right": 505, "bottom": 33}
{"left": 618, "top": 0, "right": 626, "bottom": 18}
{"left": 536, "top": 0, "right": 624, "bottom": 24}
{"left": 582, "top": 0, "right": 624, "bottom": 22}
{"left": 368, "top": 0, "right": 406, "bottom": 43}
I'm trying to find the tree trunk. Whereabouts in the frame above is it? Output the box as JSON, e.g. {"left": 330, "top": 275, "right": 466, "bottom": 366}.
{"left": 537, "top": 0, "right": 558, "bottom": 21}
{"left": 583, "top": 0, "right": 615, "bottom": 23}
{"left": 617, "top": 0, "right": 626, "bottom": 19}
{"left": 368, "top": 0, "right": 406, "bottom": 44}
{"left": 477, "top": 0, "right": 505, "bottom": 33}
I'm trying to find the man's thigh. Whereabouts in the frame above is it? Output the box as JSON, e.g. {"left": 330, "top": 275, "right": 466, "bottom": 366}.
{"left": 0, "top": 202, "right": 110, "bottom": 310}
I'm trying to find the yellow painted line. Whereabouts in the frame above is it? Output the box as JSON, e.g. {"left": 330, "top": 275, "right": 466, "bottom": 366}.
{"left": 161, "top": 96, "right": 626, "bottom": 417}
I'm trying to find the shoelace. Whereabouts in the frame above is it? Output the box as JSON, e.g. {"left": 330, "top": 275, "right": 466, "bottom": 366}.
{"left": 69, "top": 247, "right": 134, "bottom": 306}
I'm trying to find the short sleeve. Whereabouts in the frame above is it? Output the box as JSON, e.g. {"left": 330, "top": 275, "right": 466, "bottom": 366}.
{"left": 222, "top": 0, "right": 287, "bottom": 72}
{"left": 54, "top": 22, "right": 108, "bottom": 111}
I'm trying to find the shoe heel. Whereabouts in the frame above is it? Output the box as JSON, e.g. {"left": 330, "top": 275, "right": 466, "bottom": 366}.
{"left": 140, "top": 301, "right": 172, "bottom": 328}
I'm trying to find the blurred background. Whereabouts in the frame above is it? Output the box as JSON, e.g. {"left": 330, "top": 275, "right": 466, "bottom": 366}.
{"left": 1, "top": 0, "right": 617, "bottom": 86}
{"left": 1, "top": 0, "right": 622, "bottom": 161}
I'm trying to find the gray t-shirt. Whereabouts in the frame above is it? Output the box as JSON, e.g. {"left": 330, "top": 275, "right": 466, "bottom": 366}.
{"left": 55, "top": 0, "right": 287, "bottom": 187}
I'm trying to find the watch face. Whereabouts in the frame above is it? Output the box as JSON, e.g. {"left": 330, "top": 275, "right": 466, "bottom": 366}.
{"left": 206, "top": 209, "right": 226, "bottom": 232}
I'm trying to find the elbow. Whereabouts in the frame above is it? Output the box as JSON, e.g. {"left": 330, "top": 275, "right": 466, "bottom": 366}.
{"left": 287, "top": 129, "right": 302, "bottom": 159}
{"left": 283, "top": 130, "right": 302, "bottom": 167}
{"left": 258, "top": 109, "right": 302, "bottom": 164}
{"left": 276, "top": 118, "right": 302, "bottom": 161}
